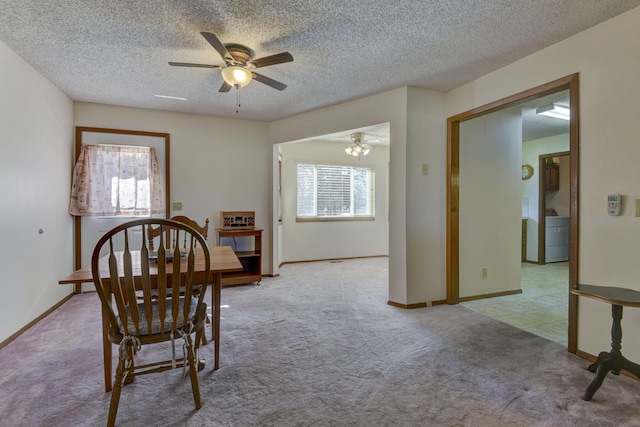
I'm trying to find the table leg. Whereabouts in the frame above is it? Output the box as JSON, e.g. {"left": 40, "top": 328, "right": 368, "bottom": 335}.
{"left": 620, "top": 356, "right": 640, "bottom": 379}
{"left": 582, "top": 304, "right": 623, "bottom": 401}
{"left": 583, "top": 357, "right": 614, "bottom": 401}
{"left": 212, "top": 272, "right": 221, "bottom": 370}
{"left": 586, "top": 351, "right": 610, "bottom": 373}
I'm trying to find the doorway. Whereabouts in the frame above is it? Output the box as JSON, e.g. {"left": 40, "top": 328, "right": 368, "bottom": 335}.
{"left": 446, "top": 74, "right": 579, "bottom": 353}
{"left": 271, "top": 123, "right": 390, "bottom": 273}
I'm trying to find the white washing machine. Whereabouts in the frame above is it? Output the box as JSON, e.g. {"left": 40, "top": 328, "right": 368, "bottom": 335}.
{"left": 545, "top": 216, "right": 569, "bottom": 263}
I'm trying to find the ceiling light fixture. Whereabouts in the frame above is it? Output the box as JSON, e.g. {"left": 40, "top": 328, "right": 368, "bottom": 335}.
{"left": 154, "top": 94, "right": 187, "bottom": 101}
{"left": 536, "top": 103, "right": 570, "bottom": 120}
{"left": 221, "top": 66, "right": 254, "bottom": 114}
{"left": 345, "top": 132, "right": 371, "bottom": 158}
{"left": 221, "top": 66, "right": 253, "bottom": 88}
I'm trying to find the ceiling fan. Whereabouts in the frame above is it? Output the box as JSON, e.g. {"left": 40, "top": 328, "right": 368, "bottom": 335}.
{"left": 169, "top": 32, "right": 293, "bottom": 92}
{"left": 344, "top": 132, "right": 379, "bottom": 157}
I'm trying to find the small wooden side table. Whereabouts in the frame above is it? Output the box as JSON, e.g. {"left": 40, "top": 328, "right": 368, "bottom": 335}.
{"left": 571, "top": 284, "right": 640, "bottom": 400}
{"left": 215, "top": 228, "right": 262, "bottom": 286}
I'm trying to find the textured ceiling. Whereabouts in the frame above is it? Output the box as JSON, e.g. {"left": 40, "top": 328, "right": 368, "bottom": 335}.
{"left": 1, "top": 1, "right": 639, "bottom": 123}
{"left": 290, "top": 89, "right": 571, "bottom": 149}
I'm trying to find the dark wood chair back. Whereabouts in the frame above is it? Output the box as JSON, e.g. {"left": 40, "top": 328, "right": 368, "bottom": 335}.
{"left": 147, "top": 216, "right": 209, "bottom": 252}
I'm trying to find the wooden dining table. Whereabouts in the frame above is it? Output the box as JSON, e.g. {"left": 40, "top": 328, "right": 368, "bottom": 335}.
{"left": 59, "top": 245, "right": 242, "bottom": 392}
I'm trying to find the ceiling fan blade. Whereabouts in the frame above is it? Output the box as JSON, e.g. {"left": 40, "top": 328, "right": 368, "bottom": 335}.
{"left": 169, "top": 62, "right": 221, "bottom": 69}
{"left": 200, "top": 32, "right": 235, "bottom": 64}
{"left": 251, "top": 52, "right": 294, "bottom": 68}
{"left": 253, "top": 72, "right": 287, "bottom": 91}
{"left": 219, "top": 81, "right": 232, "bottom": 92}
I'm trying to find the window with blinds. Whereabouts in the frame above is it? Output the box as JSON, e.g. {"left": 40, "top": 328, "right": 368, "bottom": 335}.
{"left": 297, "top": 163, "right": 375, "bottom": 220}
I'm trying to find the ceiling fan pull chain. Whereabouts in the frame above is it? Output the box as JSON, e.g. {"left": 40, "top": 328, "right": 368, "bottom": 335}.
{"left": 235, "top": 85, "right": 241, "bottom": 114}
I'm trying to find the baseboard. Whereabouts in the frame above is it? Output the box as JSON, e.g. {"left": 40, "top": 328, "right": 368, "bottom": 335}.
{"left": 575, "top": 350, "right": 596, "bottom": 363}
{"left": 0, "top": 293, "right": 74, "bottom": 350}
{"left": 280, "top": 255, "right": 388, "bottom": 267}
{"left": 387, "top": 298, "right": 448, "bottom": 309}
{"left": 388, "top": 301, "right": 426, "bottom": 309}
{"left": 459, "top": 289, "right": 522, "bottom": 303}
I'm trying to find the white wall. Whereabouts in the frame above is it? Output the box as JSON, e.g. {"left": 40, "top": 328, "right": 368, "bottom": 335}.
{"left": 279, "top": 139, "right": 389, "bottom": 262}
{"left": 0, "top": 40, "right": 74, "bottom": 343}
{"left": 446, "top": 6, "right": 640, "bottom": 359}
{"left": 522, "top": 134, "right": 570, "bottom": 262}
{"left": 406, "top": 88, "right": 447, "bottom": 304}
{"left": 74, "top": 103, "right": 272, "bottom": 274}
{"left": 459, "top": 110, "right": 523, "bottom": 298}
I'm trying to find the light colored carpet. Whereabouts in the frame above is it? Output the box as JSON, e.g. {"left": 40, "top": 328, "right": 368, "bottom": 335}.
{"left": 2, "top": 257, "right": 640, "bottom": 426}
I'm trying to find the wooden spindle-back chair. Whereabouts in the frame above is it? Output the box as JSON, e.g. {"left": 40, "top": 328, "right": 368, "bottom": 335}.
{"left": 147, "top": 216, "right": 209, "bottom": 252}
{"left": 91, "top": 218, "right": 210, "bottom": 427}
{"left": 146, "top": 216, "right": 212, "bottom": 341}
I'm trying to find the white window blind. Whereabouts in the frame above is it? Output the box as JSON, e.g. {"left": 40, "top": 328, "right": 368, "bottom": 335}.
{"left": 297, "top": 163, "right": 374, "bottom": 219}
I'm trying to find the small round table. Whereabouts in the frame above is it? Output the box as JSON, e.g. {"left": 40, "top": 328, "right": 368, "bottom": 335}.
{"left": 571, "top": 284, "right": 640, "bottom": 401}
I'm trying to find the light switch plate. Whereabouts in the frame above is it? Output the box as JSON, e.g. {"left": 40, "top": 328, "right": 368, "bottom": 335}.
{"left": 635, "top": 199, "right": 640, "bottom": 217}
{"left": 172, "top": 202, "right": 183, "bottom": 211}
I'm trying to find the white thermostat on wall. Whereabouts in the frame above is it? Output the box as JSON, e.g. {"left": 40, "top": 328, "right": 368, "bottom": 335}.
{"left": 607, "top": 194, "right": 622, "bottom": 216}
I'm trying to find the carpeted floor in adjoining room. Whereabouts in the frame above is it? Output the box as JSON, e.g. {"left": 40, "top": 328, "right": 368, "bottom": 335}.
{"left": 1, "top": 257, "right": 640, "bottom": 426}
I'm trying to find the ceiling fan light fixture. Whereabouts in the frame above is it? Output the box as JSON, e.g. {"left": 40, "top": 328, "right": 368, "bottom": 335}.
{"left": 170, "top": 33, "right": 292, "bottom": 92}
{"left": 221, "top": 66, "right": 253, "bottom": 87}
{"left": 345, "top": 132, "right": 371, "bottom": 157}
{"left": 345, "top": 145, "right": 364, "bottom": 157}
{"left": 536, "top": 103, "right": 570, "bottom": 120}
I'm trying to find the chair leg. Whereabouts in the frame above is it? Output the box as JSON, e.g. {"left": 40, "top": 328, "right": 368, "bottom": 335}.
{"left": 201, "top": 327, "right": 208, "bottom": 346}
{"left": 186, "top": 336, "right": 202, "bottom": 409}
{"left": 200, "top": 312, "right": 210, "bottom": 345}
{"left": 194, "top": 328, "right": 206, "bottom": 370}
{"left": 196, "top": 307, "right": 208, "bottom": 363}
{"left": 107, "top": 358, "right": 127, "bottom": 427}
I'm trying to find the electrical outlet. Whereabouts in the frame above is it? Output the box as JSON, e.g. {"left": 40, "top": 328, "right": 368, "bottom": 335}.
{"left": 422, "top": 163, "right": 429, "bottom": 175}
{"left": 172, "top": 202, "right": 183, "bottom": 211}
{"left": 482, "top": 267, "right": 488, "bottom": 278}
{"left": 636, "top": 199, "right": 640, "bottom": 217}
